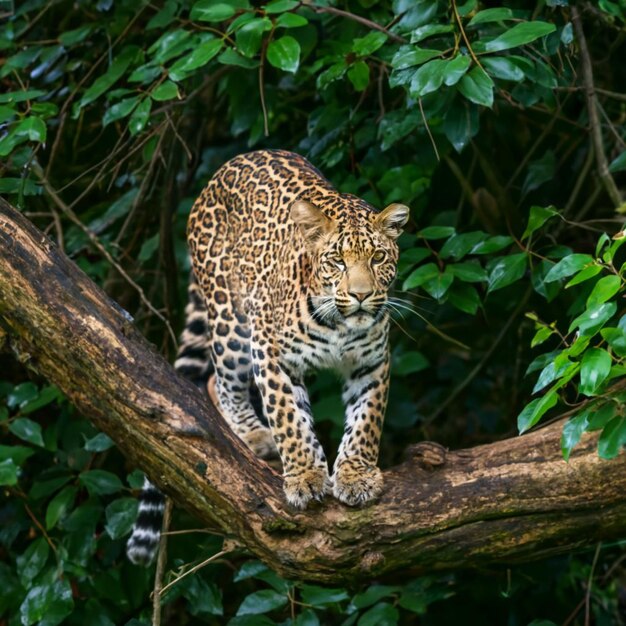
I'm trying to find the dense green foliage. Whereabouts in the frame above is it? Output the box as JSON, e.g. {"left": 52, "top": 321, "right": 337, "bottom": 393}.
{"left": 1, "top": 0, "right": 626, "bottom": 623}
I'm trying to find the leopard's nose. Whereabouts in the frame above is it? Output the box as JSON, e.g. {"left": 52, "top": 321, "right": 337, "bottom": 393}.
{"left": 349, "top": 290, "right": 372, "bottom": 303}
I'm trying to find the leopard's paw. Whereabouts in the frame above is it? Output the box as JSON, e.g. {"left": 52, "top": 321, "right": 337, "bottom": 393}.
{"left": 332, "top": 461, "right": 383, "bottom": 507}
{"left": 242, "top": 427, "right": 278, "bottom": 460}
{"left": 283, "top": 466, "right": 331, "bottom": 509}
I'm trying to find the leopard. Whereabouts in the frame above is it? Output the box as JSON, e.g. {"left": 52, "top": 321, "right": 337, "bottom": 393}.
{"left": 126, "top": 149, "right": 409, "bottom": 565}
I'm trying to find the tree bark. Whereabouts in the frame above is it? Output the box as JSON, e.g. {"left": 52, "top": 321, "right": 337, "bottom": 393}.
{"left": 1, "top": 197, "right": 625, "bottom": 584}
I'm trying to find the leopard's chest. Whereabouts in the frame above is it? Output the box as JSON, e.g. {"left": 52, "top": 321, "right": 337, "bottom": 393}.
{"left": 280, "top": 323, "right": 383, "bottom": 379}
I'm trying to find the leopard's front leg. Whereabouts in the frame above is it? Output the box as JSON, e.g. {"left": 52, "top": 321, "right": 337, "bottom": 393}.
{"left": 333, "top": 351, "right": 390, "bottom": 506}
{"left": 251, "top": 332, "right": 330, "bottom": 508}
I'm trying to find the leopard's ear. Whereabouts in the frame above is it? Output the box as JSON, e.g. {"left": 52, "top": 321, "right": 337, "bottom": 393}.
{"left": 375, "top": 203, "right": 410, "bottom": 239}
{"left": 290, "top": 200, "right": 334, "bottom": 245}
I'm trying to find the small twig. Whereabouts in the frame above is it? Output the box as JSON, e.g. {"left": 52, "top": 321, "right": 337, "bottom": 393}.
{"left": 33, "top": 165, "right": 178, "bottom": 349}
{"left": 418, "top": 98, "right": 440, "bottom": 161}
{"left": 152, "top": 499, "right": 173, "bottom": 626}
{"left": 571, "top": 6, "right": 623, "bottom": 210}
{"left": 451, "top": 0, "right": 484, "bottom": 71}
{"left": 23, "top": 501, "right": 58, "bottom": 557}
{"left": 308, "top": 3, "right": 407, "bottom": 44}
{"left": 259, "top": 33, "right": 271, "bottom": 137}
{"left": 585, "top": 542, "right": 602, "bottom": 626}
{"left": 159, "top": 549, "right": 229, "bottom": 597}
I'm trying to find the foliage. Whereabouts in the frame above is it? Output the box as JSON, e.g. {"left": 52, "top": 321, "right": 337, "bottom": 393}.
{"left": 1, "top": 0, "right": 626, "bottom": 623}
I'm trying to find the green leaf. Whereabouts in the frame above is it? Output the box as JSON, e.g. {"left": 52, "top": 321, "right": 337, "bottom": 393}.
{"left": 418, "top": 226, "right": 455, "bottom": 240}
{"left": 470, "top": 235, "right": 513, "bottom": 254}
{"left": 348, "top": 61, "right": 370, "bottom": 91}
{"left": 580, "top": 348, "right": 612, "bottom": 396}
{"left": 483, "top": 21, "right": 557, "bottom": 53}
{"left": 443, "top": 54, "right": 471, "bottom": 86}
{"left": 9, "top": 418, "right": 44, "bottom": 447}
{"left": 276, "top": 13, "right": 308, "bottom": 28}
{"left": 234, "top": 560, "right": 269, "bottom": 581}
{"left": 587, "top": 275, "right": 621, "bottom": 308}
{"left": 191, "top": 1, "right": 238, "bottom": 22}
{"left": 409, "top": 59, "right": 449, "bottom": 97}
{"left": 105, "top": 497, "right": 139, "bottom": 539}
{"left": 561, "top": 411, "right": 590, "bottom": 461}
{"left": 568, "top": 302, "right": 616, "bottom": 336}
{"left": 102, "top": 96, "right": 139, "bottom": 127}
{"left": 300, "top": 585, "right": 349, "bottom": 607}
{"left": 393, "top": 351, "right": 429, "bottom": 375}
{"left": 151, "top": 80, "right": 179, "bottom": 101}
{"left": 20, "top": 385, "right": 61, "bottom": 415}
{"left": 440, "top": 231, "right": 486, "bottom": 260}
{"left": 20, "top": 579, "right": 74, "bottom": 626}
{"left": 182, "top": 576, "right": 224, "bottom": 616}
{"left": 169, "top": 39, "right": 224, "bottom": 79}
{"left": 17, "top": 537, "right": 49, "bottom": 586}
{"left": 267, "top": 36, "right": 300, "bottom": 73}
{"left": 0, "top": 444, "right": 35, "bottom": 465}
{"left": 352, "top": 31, "right": 387, "bottom": 56}
{"left": 443, "top": 97, "right": 479, "bottom": 152}
{"left": 447, "top": 282, "right": 480, "bottom": 314}
{"left": 448, "top": 261, "right": 487, "bottom": 282}
{"left": 0, "top": 104, "right": 17, "bottom": 124}
{"left": 0, "top": 458, "right": 18, "bottom": 486}
{"left": 79, "top": 469, "right": 123, "bottom": 495}
{"left": 236, "top": 590, "right": 288, "bottom": 615}
{"left": 236, "top": 18, "right": 271, "bottom": 57}
{"left": 391, "top": 46, "right": 441, "bottom": 70}
{"left": 403, "top": 262, "right": 439, "bottom": 290}
{"left": 565, "top": 263, "right": 602, "bottom": 288}
{"left": 352, "top": 585, "right": 401, "bottom": 609}
{"left": 79, "top": 46, "right": 139, "bottom": 108}
{"left": 7, "top": 382, "right": 38, "bottom": 408}
{"left": 46, "top": 485, "right": 77, "bottom": 529}
{"left": 517, "top": 391, "right": 558, "bottom": 433}
{"left": 358, "top": 602, "right": 399, "bottom": 626}
{"left": 468, "top": 7, "right": 513, "bottom": 25}
{"left": 15, "top": 116, "right": 47, "bottom": 142}
{"left": 84, "top": 432, "right": 115, "bottom": 452}
{"left": 422, "top": 270, "right": 454, "bottom": 300}
{"left": 410, "top": 24, "right": 453, "bottom": 43}
{"left": 457, "top": 66, "right": 494, "bottom": 107}
{"left": 482, "top": 56, "right": 525, "bottom": 81}
{"left": 0, "top": 89, "right": 46, "bottom": 104}
{"left": 128, "top": 98, "right": 152, "bottom": 136}
{"left": 609, "top": 150, "right": 626, "bottom": 173}
{"left": 598, "top": 416, "right": 626, "bottom": 459}
{"left": 264, "top": 0, "right": 299, "bottom": 13}
{"left": 601, "top": 327, "right": 626, "bottom": 357}
{"left": 544, "top": 254, "right": 594, "bottom": 282}
{"left": 531, "top": 326, "right": 553, "bottom": 348}
{"left": 59, "top": 24, "right": 94, "bottom": 45}
{"left": 487, "top": 253, "right": 527, "bottom": 293}
{"left": 522, "top": 205, "right": 559, "bottom": 240}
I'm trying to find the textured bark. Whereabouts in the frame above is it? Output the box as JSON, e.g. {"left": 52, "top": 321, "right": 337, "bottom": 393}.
{"left": 1, "top": 197, "right": 625, "bottom": 584}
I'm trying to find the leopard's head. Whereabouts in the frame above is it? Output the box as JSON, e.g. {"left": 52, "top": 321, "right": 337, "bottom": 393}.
{"left": 291, "top": 199, "right": 409, "bottom": 329}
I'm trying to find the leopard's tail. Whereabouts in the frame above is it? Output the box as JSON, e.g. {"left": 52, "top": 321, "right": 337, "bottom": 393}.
{"left": 126, "top": 275, "right": 211, "bottom": 566}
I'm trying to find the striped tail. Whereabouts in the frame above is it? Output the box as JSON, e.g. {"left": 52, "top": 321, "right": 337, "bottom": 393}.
{"left": 126, "top": 275, "right": 211, "bottom": 565}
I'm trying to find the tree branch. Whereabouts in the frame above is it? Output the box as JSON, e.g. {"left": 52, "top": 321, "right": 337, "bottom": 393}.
{"left": 571, "top": 6, "right": 623, "bottom": 210}
{"left": 1, "top": 197, "right": 626, "bottom": 584}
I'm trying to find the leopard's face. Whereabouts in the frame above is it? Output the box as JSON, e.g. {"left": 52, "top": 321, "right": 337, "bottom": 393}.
{"left": 292, "top": 201, "right": 410, "bottom": 330}
{"left": 312, "top": 229, "right": 399, "bottom": 328}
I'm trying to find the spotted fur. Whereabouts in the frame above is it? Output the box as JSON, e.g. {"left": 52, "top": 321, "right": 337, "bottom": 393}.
{"left": 127, "top": 150, "right": 408, "bottom": 563}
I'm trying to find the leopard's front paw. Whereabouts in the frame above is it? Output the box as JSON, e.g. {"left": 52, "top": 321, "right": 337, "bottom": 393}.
{"left": 332, "top": 460, "right": 383, "bottom": 507}
{"left": 283, "top": 466, "right": 331, "bottom": 509}
{"left": 242, "top": 427, "right": 278, "bottom": 460}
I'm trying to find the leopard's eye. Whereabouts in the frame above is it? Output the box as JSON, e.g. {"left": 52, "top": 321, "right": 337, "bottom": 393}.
{"left": 371, "top": 250, "right": 386, "bottom": 264}
{"left": 334, "top": 258, "right": 346, "bottom": 271}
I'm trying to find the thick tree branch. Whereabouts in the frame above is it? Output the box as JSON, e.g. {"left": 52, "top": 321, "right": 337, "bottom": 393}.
{"left": 1, "top": 197, "right": 626, "bottom": 584}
